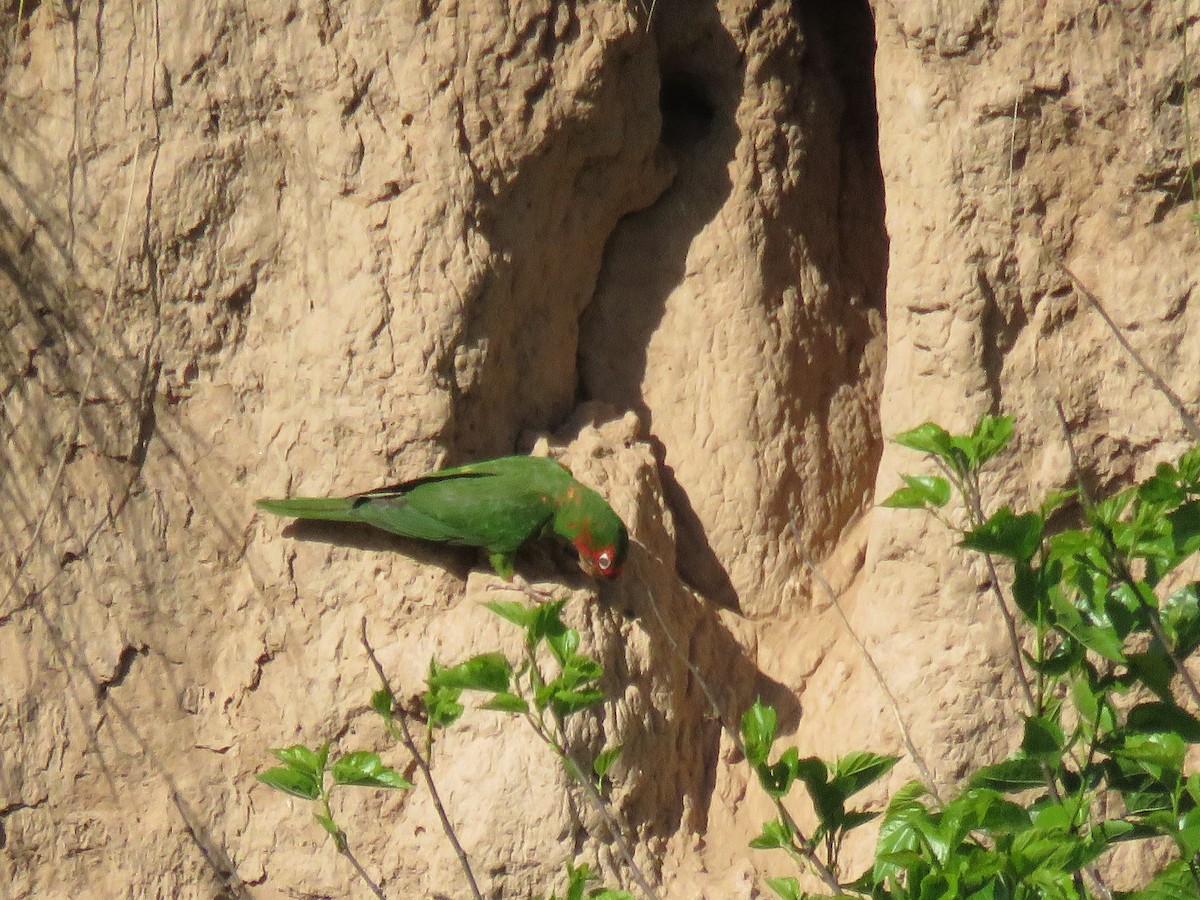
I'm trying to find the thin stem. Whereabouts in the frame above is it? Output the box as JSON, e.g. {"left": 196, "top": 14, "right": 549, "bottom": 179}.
{"left": 790, "top": 522, "right": 943, "bottom": 805}
{"left": 936, "top": 445, "right": 1112, "bottom": 898}
{"left": 940, "top": 457, "right": 1039, "bottom": 713}
{"left": 1052, "top": 405, "right": 1200, "bottom": 710}
{"left": 517, "top": 645, "right": 661, "bottom": 900}
{"left": 319, "top": 787, "right": 387, "bottom": 900}
{"left": 640, "top": 587, "right": 844, "bottom": 894}
{"left": 1035, "top": 622, "right": 1047, "bottom": 718}
{"left": 359, "top": 619, "right": 484, "bottom": 900}
{"left": 1181, "top": 0, "right": 1200, "bottom": 231}
{"left": 1059, "top": 264, "right": 1200, "bottom": 442}
{"left": 333, "top": 829, "right": 388, "bottom": 900}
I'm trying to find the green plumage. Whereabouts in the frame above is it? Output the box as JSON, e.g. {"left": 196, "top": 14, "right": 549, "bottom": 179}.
{"left": 255, "top": 455, "right": 629, "bottom": 580}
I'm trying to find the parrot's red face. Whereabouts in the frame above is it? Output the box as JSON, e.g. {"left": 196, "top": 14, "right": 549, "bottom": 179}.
{"left": 557, "top": 483, "right": 629, "bottom": 579}
{"left": 575, "top": 538, "right": 624, "bottom": 579}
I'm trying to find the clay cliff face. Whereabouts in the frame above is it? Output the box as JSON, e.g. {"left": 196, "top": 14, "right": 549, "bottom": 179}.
{"left": 0, "top": 0, "right": 1196, "bottom": 896}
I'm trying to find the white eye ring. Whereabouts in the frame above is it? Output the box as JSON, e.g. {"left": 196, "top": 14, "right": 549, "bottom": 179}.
{"left": 597, "top": 552, "right": 612, "bottom": 570}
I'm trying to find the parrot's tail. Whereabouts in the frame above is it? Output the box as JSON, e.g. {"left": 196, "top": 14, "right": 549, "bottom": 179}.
{"left": 255, "top": 496, "right": 359, "bottom": 522}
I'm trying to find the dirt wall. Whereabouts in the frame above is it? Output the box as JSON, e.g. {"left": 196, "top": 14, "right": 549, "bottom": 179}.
{"left": 1, "top": 0, "right": 1197, "bottom": 897}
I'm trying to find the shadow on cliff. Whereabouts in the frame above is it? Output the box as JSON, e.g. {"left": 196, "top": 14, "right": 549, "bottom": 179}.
{"left": 579, "top": 0, "right": 889, "bottom": 613}
{"left": 577, "top": 0, "right": 744, "bottom": 613}
{"left": 595, "top": 542, "right": 803, "bottom": 843}
{"left": 0, "top": 131, "right": 257, "bottom": 896}
{"left": 564, "top": 0, "right": 889, "bottom": 853}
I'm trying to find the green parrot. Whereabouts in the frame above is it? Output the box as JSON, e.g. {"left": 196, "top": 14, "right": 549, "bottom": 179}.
{"left": 255, "top": 455, "right": 629, "bottom": 580}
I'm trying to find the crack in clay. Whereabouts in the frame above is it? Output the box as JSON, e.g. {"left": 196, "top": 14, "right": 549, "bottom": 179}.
{"left": 95, "top": 643, "right": 149, "bottom": 700}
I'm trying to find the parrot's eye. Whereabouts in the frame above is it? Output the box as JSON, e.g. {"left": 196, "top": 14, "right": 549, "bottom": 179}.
{"left": 597, "top": 551, "right": 612, "bottom": 571}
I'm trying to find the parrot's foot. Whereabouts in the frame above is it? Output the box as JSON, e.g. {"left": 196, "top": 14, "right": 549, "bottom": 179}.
{"left": 485, "top": 573, "right": 555, "bottom": 603}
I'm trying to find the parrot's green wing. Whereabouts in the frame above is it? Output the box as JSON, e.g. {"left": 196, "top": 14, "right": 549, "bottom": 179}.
{"left": 255, "top": 454, "right": 629, "bottom": 580}
{"left": 256, "top": 456, "right": 574, "bottom": 563}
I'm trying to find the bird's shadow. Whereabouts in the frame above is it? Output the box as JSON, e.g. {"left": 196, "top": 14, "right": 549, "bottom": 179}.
{"left": 280, "top": 520, "right": 477, "bottom": 581}
{"left": 279, "top": 519, "right": 602, "bottom": 592}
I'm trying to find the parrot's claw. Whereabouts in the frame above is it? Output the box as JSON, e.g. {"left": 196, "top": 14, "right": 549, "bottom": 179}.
{"left": 485, "top": 573, "right": 555, "bottom": 603}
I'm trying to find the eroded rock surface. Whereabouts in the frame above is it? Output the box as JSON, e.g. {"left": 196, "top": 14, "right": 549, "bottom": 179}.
{"left": 2, "top": 0, "right": 1197, "bottom": 897}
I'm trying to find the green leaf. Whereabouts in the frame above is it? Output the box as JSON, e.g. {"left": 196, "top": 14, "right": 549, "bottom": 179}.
{"left": 1012, "top": 561, "right": 1050, "bottom": 621}
{"left": 528, "top": 599, "right": 569, "bottom": 646}
{"left": 1167, "top": 501, "right": 1200, "bottom": 559}
{"left": 757, "top": 746, "right": 800, "bottom": 798}
{"left": 792, "top": 757, "right": 845, "bottom": 827}
{"left": 1178, "top": 447, "right": 1200, "bottom": 487}
{"left": 268, "top": 744, "right": 326, "bottom": 779}
{"left": 1175, "top": 806, "right": 1200, "bottom": 856}
{"left": 482, "top": 692, "right": 528, "bottom": 714}
{"left": 371, "top": 688, "right": 394, "bottom": 723}
{"left": 881, "top": 474, "right": 952, "bottom": 509}
{"left": 1092, "top": 488, "right": 1135, "bottom": 531}
{"left": 551, "top": 688, "right": 605, "bottom": 716}
{"left": 749, "top": 817, "right": 792, "bottom": 850}
{"left": 1040, "top": 488, "right": 1078, "bottom": 520}
{"left": 542, "top": 653, "right": 604, "bottom": 717}
{"left": 954, "top": 788, "right": 1031, "bottom": 835}
{"left": 961, "top": 508, "right": 1043, "bottom": 562}
{"left": 874, "top": 848, "right": 925, "bottom": 873}
{"left": 559, "top": 654, "right": 603, "bottom": 686}
{"left": 1011, "top": 827, "right": 1099, "bottom": 877}
{"left": 1094, "top": 818, "right": 1137, "bottom": 843}
{"left": 533, "top": 681, "right": 556, "bottom": 712}
{"left": 1096, "top": 590, "right": 1139, "bottom": 647}
{"left": 1127, "top": 859, "right": 1200, "bottom": 899}
{"left": 257, "top": 766, "right": 321, "bottom": 800}
{"left": 561, "top": 861, "right": 595, "bottom": 900}
{"left": 970, "top": 414, "right": 1014, "bottom": 466}
{"left": 1073, "top": 622, "right": 1126, "bottom": 662}
{"left": 964, "top": 881, "right": 1004, "bottom": 900}
{"left": 1125, "top": 650, "right": 1176, "bottom": 701}
{"left": 741, "top": 699, "right": 777, "bottom": 767}
{"left": 873, "top": 780, "right": 930, "bottom": 881}
{"left": 764, "top": 876, "right": 802, "bottom": 900}
{"left": 1020, "top": 716, "right": 1064, "bottom": 762}
{"left": 1139, "top": 470, "right": 1186, "bottom": 506}
{"left": 1188, "top": 771, "right": 1200, "bottom": 805}
{"left": 1126, "top": 701, "right": 1200, "bottom": 742}
{"left": 1030, "top": 801, "right": 1075, "bottom": 831}
{"left": 1070, "top": 677, "right": 1099, "bottom": 726}
{"left": 1118, "top": 783, "right": 1175, "bottom": 816}
{"left": 893, "top": 422, "right": 954, "bottom": 458}
{"left": 1177, "top": 446, "right": 1200, "bottom": 488}
{"left": 1030, "top": 638, "right": 1083, "bottom": 677}
{"left": 839, "top": 810, "right": 879, "bottom": 832}
{"left": 427, "top": 653, "right": 513, "bottom": 694}
{"left": 484, "top": 600, "right": 536, "bottom": 629}
{"left": 969, "top": 756, "right": 1046, "bottom": 792}
{"left": 1161, "top": 583, "right": 1200, "bottom": 655}
{"left": 332, "top": 751, "right": 413, "bottom": 789}
{"left": 424, "top": 672, "right": 465, "bottom": 729}
{"left": 547, "top": 627, "right": 581, "bottom": 665}
{"left": 1114, "top": 732, "right": 1187, "bottom": 780}
{"left": 831, "top": 751, "right": 899, "bottom": 799}
{"left": 594, "top": 745, "right": 621, "bottom": 781}
{"left": 1049, "top": 593, "right": 1126, "bottom": 662}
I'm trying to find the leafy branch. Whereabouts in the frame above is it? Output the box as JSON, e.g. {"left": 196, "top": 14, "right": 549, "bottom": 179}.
{"left": 256, "top": 742, "right": 410, "bottom": 900}
{"left": 425, "top": 597, "right": 653, "bottom": 900}
{"left": 359, "top": 617, "right": 484, "bottom": 900}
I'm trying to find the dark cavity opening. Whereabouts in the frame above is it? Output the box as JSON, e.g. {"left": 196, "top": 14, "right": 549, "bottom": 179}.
{"left": 659, "top": 74, "right": 716, "bottom": 151}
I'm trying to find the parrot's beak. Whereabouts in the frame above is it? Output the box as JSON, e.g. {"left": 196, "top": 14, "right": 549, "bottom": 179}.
{"left": 578, "top": 555, "right": 599, "bottom": 577}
